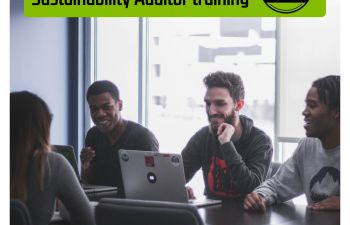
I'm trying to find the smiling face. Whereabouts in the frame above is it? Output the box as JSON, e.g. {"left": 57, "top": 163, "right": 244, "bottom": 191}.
{"left": 88, "top": 92, "right": 122, "bottom": 133}
{"left": 302, "top": 87, "right": 339, "bottom": 140}
{"left": 204, "top": 87, "right": 243, "bottom": 134}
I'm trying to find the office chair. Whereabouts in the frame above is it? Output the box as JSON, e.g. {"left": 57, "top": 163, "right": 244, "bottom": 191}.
{"left": 95, "top": 198, "right": 205, "bottom": 225}
{"left": 10, "top": 199, "right": 33, "bottom": 225}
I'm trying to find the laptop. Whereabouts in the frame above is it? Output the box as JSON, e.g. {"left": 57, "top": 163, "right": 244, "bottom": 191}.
{"left": 118, "top": 149, "right": 221, "bottom": 208}
{"left": 53, "top": 145, "right": 117, "bottom": 195}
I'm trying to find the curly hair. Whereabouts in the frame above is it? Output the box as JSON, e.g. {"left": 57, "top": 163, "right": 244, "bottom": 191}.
{"left": 312, "top": 75, "right": 340, "bottom": 111}
{"left": 87, "top": 80, "right": 120, "bottom": 101}
{"left": 203, "top": 71, "right": 245, "bottom": 102}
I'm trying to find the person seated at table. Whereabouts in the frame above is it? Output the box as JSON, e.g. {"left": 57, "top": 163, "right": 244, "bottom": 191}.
{"left": 80, "top": 80, "right": 159, "bottom": 197}
{"left": 181, "top": 71, "right": 273, "bottom": 199}
{"left": 243, "top": 75, "right": 340, "bottom": 212}
{"left": 10, "top": 91, "right": 95, "bottom": 225}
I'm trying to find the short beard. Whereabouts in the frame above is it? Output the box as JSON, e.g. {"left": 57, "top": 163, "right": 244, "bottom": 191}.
{"left": 208, "top": 110, "right": 237, "bottom": 135}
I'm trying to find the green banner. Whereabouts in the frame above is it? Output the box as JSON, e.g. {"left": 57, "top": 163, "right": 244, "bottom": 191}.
{"left": 24, "top": 0, "right": 325, "bottom": 17}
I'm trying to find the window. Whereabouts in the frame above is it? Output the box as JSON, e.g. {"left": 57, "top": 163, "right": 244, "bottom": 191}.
{"left": 276, "top": 0, "right": 340, "bottom": 162}
{"left": 146, "top": 18, "right": 276, "bottom": 196}
{"left": 94, "top": 18, "right": 140, "bottom": 122}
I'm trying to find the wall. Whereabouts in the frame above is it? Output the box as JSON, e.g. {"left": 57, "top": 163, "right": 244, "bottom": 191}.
{"left": 10, "top": 0, "right": 79, "bottom": 149}
{"left": 277, "top": 0, "right": 340, "bottom": 139}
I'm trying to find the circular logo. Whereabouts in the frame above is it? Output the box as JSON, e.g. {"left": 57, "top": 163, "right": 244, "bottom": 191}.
{"left": 170, "top": 155, "right": 180, "bottom": 166}
{"left": 263, "top": 0, "right": 309, "bottom": 14}
{"left": 121, "top": 153, "right": 129, "bottom": 161}
{"left": 147, "top": 172, "right": 157, "bottom": 184}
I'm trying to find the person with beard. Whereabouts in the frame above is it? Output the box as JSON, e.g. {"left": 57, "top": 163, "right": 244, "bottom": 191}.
{"left": 80, "top": 80, "right": 159, "bottom": 197}
{"left": 243, "top": 75, "right": 340, "bottom": 212}
{"left": 181, "top": 71, "right": 273, "bottom": 199}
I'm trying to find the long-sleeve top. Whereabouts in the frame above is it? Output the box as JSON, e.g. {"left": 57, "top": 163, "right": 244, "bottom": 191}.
{"left": 181, "top": 115, "right": 273, "bottom": 198}
{"left": 26, "top": 152, "right": 95, "bottom": 225}
{"left": 254, "top": 137, "right": 340, "bottom": 205}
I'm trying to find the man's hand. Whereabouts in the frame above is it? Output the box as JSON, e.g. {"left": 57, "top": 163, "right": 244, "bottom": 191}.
{"left": 80, "top": 146, "right": 96, "bottom": 170}
{"left": 185, "top": 186, "right": 196, "bottom": 199}
{"left": 307, "top": 196, "right": 340, "bottom": 211}
{"left": 243, "top": 192, "right": 267, "bottom": 212}
{"left": 217, "top": 123, "right": 235, "bottom": 145}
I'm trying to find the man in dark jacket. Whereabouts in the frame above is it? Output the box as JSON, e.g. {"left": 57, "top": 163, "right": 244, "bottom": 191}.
{"left": 181, "top": 71, "right": 273, "bottom": 199}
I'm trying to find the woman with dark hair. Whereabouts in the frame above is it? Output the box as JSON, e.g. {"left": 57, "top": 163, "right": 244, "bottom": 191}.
{"left": 10, "top": 91, "right": 95, "bottom": 225}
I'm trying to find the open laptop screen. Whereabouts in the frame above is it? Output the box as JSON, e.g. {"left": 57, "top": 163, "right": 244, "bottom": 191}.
{"left": 53, "top": 145, "right": 80, "bottom": 179}
{"left": 53, "top": 145, "right": 118, "bottom": 196}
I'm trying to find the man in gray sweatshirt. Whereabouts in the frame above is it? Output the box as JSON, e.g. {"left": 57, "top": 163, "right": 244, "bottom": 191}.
{"left": 243, "top": 75, "right": 340, "bottom": 211}
{"left": 181, "top": 71, "right": 273, "bottom": 199}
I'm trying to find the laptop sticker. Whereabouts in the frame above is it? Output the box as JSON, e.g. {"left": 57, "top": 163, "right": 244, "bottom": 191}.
{"left": 171, "top": 155, "right": 180, "bottom": 166}
{"left": 147, "top": 172, "right": 157, "bottom": 184}
{"left": 145, "top": 155, "right": 155, "bottom": 167}
{"left": 121, "top": 153, "right": 129, "bottom": 162}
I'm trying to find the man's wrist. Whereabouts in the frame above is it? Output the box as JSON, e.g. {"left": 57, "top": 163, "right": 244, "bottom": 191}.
{"left": 256, "top": 192, "right": 271, "bottom": 205}
{"left": 219, "top": 139, "right": 231, "bottom": 145}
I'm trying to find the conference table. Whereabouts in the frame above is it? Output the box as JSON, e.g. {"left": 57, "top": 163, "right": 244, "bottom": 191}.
{"left": 50, "top": 198, "right": 340, "bottom": 225}
{"left": 198, "top": 199, "right": 340, "bottom": 225}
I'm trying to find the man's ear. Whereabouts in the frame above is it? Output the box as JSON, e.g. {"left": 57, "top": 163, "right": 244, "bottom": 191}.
{"left": 235, "top": 99, "right": 245, "bottom": 112}
{"left": 117, "top": 100, "right": 123, "bottom": 111}
{"left": 332, "top": 109, "right": 340, "bottom": 121}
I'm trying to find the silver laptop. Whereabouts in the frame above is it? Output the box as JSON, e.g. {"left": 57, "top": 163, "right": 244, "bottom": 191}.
{"left": 119, "top": 149, "right": 221, "bottom": 207}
